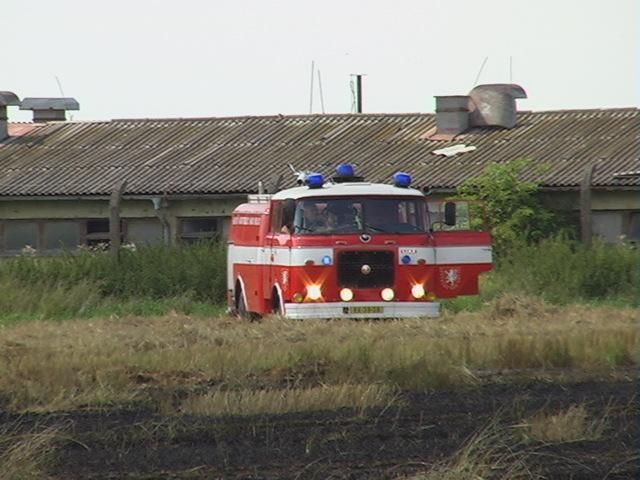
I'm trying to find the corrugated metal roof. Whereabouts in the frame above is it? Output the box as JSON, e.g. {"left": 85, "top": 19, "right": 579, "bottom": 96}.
{"left": 0, "top": 109, "right": 638, "bottom": 197}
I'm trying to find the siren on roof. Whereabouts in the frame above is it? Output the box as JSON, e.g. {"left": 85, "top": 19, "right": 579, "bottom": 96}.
{"left": 393, "top": 172, "right": 412, "bottom": 188}
{"left": 336, "top": 164, "right": 354, "bottom": 176}
{"left": 304, "top": 173, "right": 325, "bottom": 189}
{"left": 333, "top": 164, "right": 364, "bottom": 183}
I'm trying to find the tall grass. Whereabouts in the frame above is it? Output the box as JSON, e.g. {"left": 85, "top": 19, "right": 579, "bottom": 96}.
{"left": 445, "top": 236, "right": 640, "bottom": 312}
{"left": 0, "top": 242, "right": 227, "bottom": 321}
{"left": 0, "top": 424, "right": 64, "bottom": 480}
{"left": 493, "top": 237, "right": 640, "bottom": 304}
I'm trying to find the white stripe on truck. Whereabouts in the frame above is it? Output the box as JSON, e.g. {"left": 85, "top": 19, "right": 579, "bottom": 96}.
{"left": 228, "top": 244, "right": 492, "bottom": 271}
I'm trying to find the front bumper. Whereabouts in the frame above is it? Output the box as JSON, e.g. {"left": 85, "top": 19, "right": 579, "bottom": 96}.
{"left": 283, "top": 301, "right": 440, "bottom": 319}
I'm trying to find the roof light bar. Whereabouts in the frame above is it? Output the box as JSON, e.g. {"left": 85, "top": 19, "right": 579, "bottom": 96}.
{"left": 336, "top": 164, "right": 355, "bottom": 177}
{"left": 305, "top": 173, "right": 325, "bottom": 189}
{"left": 393, "top": 172, "right": 412, "bottom": 188}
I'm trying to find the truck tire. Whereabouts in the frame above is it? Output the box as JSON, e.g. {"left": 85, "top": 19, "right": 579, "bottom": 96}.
{"left": 237, "top": 288, "right": 250, "bottom": 319}
{"left": 271, "top": 287, "right": 283, "bottom": 316}
{"left": 236, "top": 285, "right": 260, "bottom": 321}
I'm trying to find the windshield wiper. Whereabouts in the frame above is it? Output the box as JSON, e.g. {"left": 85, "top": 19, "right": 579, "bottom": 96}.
{"left": 363, "top": 223, "right": 387, "bottom": 233}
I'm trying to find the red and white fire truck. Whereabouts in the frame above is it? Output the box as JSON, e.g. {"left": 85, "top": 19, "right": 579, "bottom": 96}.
{"left": 228, "top": 165, "right": 492, "bottom": 319}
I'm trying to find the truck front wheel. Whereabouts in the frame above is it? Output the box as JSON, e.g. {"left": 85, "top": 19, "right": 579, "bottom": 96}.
{"left": 235, "top": 283, "right": 260, "bottom": 321}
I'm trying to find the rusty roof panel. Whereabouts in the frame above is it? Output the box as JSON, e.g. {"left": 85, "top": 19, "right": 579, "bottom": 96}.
{"left": 0, "top": 109, "right": 638, "bottom": 197}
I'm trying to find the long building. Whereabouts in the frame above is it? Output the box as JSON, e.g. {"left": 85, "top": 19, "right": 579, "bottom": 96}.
{"left": 0, "top": 84, "right": 638, "bottom": 255}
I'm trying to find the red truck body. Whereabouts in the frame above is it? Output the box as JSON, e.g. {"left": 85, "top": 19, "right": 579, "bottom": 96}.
{"left": 228, "top": 174, "right": 492, "bottom": 319}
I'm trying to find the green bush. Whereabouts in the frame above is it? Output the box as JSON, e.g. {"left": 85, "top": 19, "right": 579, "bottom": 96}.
{"left": 457, "top": 159, "right": 561, "bottom": 255}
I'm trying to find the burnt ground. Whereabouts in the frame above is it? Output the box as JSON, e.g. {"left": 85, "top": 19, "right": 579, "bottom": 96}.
{"left": 1, "top": 379, "right": 638, "bottom": 479}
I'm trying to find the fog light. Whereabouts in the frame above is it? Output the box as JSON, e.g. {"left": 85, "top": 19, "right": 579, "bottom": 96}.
{"left": 381, "top": 288, "right": 395, "bottom": 301}
{"left": 340, "top": 288, "right": 354, "bottom": 302}
{"left": 293, "top": 292, "right": 304, "bottom": 303}
{"left": 306, "top": 284, "right": 322, "bottom": 300}
{"left": 411, "top": 284, "right": 426, "bottom": 299}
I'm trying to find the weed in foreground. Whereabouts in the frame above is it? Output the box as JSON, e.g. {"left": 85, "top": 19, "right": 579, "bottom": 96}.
{"left": 0, "top": 423, "right": 65, "bottom": 480}
{"left": 520, "top": 403, "right": 611, "bottom": 444}
{"left": 402, "top": 420, "right": 539, "bottom": 480}
{"left": 174, "top": 384, "right": 395, "bottom": 416}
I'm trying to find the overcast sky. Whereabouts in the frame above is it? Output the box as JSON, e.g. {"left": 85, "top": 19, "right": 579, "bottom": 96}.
{"left": 4, "top": 0, "right": 638, "bottom": 121}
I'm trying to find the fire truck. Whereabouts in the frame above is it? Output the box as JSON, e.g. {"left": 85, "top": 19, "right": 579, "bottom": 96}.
{"left": 228, "top": 165, "right": 492, "bottom": 319}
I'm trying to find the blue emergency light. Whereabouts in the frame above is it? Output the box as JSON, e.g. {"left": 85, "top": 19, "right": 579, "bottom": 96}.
{"left": 322, "top": 255, "right": 332, "bottom": 265}
{"left": 393, "top": 172, "right": 412, "bottom": 188}
{"left": 336, "top": 164, "right": 355, "bottom": 177}
{"left": 305, "top": 173, "right": 325, "bottom": 189}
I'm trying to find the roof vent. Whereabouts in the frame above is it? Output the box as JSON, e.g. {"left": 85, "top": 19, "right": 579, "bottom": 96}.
{"left": 434, "top": 95, "right": 470, "bottom": 136}
{"left": 0, "top": 91, "right": 21, "bottom": 141}
{"left": 468, "top": 84, "right": 526, "bottom": 129}
{"left": 20, "top": 97, "right": 79, "bottom": 122}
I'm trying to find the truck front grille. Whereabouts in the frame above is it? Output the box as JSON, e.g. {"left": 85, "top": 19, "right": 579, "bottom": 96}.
{"left": 337, "top": 250, "right": 394, "bottom": 289}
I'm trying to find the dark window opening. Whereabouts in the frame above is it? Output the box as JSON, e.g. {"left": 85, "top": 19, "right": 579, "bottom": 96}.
{"left": 86, "top": 219, "right": 113, "bottom": 247}
{"left": 180, "top": 218, "right": 218, "bottom": 244}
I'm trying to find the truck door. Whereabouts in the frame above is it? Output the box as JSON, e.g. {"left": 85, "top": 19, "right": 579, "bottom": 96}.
{"left": 427, "top": 200, "right": 493, "bottom": 298}
{"left": 264, "top": 200, "right": 292, "bottom": 313}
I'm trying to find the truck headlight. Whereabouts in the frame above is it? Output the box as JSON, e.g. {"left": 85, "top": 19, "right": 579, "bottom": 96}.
{"left": 381, "top": 288, "right": 395, "bottom": 301}
{"left": 411, "top": 284, "right": 426, "bottom": 299}
{"left": 340, "top": 288, "right": 354, "bottom": 302}
{"left": 306, "top": 284, "right": 322, "bottom": 300}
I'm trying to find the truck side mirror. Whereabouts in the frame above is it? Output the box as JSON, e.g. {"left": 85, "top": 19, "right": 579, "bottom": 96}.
{"left": 444, "top": 201, "right": 457, "bottom": 226}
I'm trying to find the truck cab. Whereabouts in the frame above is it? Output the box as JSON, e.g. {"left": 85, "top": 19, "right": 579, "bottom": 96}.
{"left": 228, "top": 166, "right": 492, "bottom": 319}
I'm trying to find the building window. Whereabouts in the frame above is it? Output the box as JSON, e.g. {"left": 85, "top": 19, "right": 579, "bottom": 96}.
{"left": 628, "top": 212, "right": 640, "bottom": 242}
{"left": 179, "top": 218, "right": 218, "bottom": 244}
{"left": 85, "top": 219, "right": 111, "bottom": 247}
{"left": 4, "top": 222, "right": 38, "bottom": 252}
{"left": 126, "top": 218, "right": 163, "bottom": 245}
{"left": 592, "top": 211, "right": 624, "bottom": 243}
{"left": 44, "top": 222, "right": 81, "bottom": 251}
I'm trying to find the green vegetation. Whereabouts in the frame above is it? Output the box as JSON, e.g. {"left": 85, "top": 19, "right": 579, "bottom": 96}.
{"left": 0, "top": 242, "right": 227, "bottom": 323}
{"left": 457, "top": 159, "right": 561, "bottom": 255}
{"left": 446, "top": 159, "right": 640, "bottom": 311}
{"left": 444, "top": 236, "right": 640, "bottom": 313}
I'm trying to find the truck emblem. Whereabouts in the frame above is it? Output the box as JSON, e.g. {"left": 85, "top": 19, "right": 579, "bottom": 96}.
{"left": 441, "top": 267, "right": 462, "bottom": 290}
{"left": 361, "top": 264, "right": 372, "bottom": 275}
{"left": 360, "top": 234, "right": 371, "bottom": 243}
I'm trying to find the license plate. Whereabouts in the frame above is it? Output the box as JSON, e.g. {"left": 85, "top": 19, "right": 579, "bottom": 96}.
{"left": 344, "top": 306, "right": 383, "bottom": 314}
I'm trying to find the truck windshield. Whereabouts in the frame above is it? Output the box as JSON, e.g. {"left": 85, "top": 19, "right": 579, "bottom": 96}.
{"left": 293, "top": 197, "right": 426, "bottom": 235}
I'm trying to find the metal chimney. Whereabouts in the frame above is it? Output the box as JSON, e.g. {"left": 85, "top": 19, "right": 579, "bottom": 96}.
{"left": 0, "top": 91, "right": 21, "bottom": 141}
{"left": 20, "top": 97, "right": 79, "bottom": 122}
{"left": 434, "top": 95, "right": 470, "bottom": 135}
{"left": 468, "top": 84, "right": 527, "bottom": 129}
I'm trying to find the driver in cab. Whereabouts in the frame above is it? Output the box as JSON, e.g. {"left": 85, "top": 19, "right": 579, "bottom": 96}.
{"left": 294, "top": 202, "right": 327, "bottom": 233}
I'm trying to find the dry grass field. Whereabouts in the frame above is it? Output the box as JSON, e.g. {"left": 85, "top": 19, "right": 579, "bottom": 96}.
{"left": 0, "top": 296, "right": 638, "bottom": 478}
